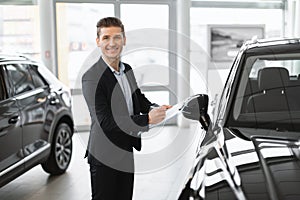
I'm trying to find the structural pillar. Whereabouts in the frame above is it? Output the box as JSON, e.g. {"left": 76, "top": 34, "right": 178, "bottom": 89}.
{"left": 294, "top": 0, "right": 300, "bottom": 37}
{"left": 38, "top": 0, "right": 57, "bottom": 75}
{"left": 177, "top": 0, "right": 191, "bottom": 127}
{"left": 286, "top": 0, "right": 300, "bottom": 37}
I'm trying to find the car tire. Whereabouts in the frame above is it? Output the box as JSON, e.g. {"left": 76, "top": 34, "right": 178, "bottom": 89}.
{"left": 42, "top": 122, "right": 72, "bottom": 175}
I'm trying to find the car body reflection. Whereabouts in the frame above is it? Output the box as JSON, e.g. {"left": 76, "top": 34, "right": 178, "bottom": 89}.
{"left": 178, "top": 38, "right": 300, "bottom": 200}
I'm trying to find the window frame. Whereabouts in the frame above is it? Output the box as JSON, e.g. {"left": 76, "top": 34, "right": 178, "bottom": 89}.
{"left": 0, "top": 66, "right": 8, "bottom": 101}
{"left": 28, "top": 64, "right": 48, "bottom": 89}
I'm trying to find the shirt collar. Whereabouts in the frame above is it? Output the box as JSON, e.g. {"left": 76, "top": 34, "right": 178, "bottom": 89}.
{"left": 102, "top": 57, "right": 125, "bottom": 75}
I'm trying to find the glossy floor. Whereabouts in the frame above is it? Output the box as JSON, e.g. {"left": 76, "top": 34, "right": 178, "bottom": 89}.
{"left": 0, "top": 124, "right": 203, "bottom": 200}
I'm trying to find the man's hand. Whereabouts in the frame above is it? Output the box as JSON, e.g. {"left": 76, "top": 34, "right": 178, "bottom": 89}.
{"left": 148, "top": 105, "right": 172, "bottom": 124}
{"left": 162, "top": 105, "right": 172, "bottom": 109}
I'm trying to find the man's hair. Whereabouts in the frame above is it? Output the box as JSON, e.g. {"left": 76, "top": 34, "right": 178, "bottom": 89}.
{"left": 96, "top": 17, "right": 125, "bottom": 38}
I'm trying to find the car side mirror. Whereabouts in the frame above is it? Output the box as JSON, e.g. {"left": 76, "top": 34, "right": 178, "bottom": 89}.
{"left": 181, "top": 94, "right": 211, "bottom": 131}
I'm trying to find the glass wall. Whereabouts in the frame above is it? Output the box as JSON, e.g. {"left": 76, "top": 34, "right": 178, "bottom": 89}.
{"left": 121, "top": 4, "right": 169, "bottom": 31}
{"left": 190, "top": 7, "right": 283, "bottom": 39}
{"left": 121, "top": 4, "right": 170, "bottom": 104}
{"left": 0, "top": 5, "right": 40, "bottom": 58}
{"left": 55, "top": 2, "right": 172, "bottom": 127}
{"left": 56, "top": 3, "right": 114, "bottom": 87}
{"left": 190, "top": 6, "right": 284, "bottom": 113}
{"left": 55, "top": 3, "right": 114, "bottom": 128}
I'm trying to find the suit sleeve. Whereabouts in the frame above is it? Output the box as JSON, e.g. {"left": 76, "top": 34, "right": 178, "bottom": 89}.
{"left": 135, "top": 87, "right": 153, "bottom": 113}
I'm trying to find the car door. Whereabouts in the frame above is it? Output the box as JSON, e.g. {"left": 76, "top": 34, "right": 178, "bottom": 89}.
{"left": 5, "top": 63, "right": 50, "bottom": 164}
{"left": 0, "top": 64, "right": 23, "bottom": 173}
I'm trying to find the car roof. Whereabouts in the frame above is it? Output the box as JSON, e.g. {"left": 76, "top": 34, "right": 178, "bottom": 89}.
{"left": 246, "top": 37, "right": 300, "bottom": 48}
{"left": 0, "top": 53, "right": 65, "bottom": 90}
{"left": 243, "top": 37, "right": 300, "bottom": 54}
{"left": 0, "top": 53, "right": 38, "bottom": 63}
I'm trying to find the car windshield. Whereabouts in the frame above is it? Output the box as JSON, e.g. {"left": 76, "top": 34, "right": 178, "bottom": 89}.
{"left": 230, "top": 52, "right": 300, "bottom": 131}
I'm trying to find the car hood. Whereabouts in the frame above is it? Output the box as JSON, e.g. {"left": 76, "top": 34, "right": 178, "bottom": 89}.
{"left": 178, "top": 127, "right": 300, "bottom": 200}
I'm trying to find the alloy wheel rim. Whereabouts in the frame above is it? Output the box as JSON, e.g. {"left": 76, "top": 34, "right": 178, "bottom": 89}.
{"left": 55, "top": 127, "right": 72, "bottom": 169}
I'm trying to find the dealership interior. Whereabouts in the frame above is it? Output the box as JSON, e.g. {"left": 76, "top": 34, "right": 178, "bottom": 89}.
{"left": 1, "top": 0, "right": 300, "bottom": 199}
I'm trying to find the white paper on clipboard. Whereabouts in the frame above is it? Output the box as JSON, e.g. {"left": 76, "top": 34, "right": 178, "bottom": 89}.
{"left": 149, "top": 101, "right": 184, "bottom": 129}
{"left": 137, "top": 94, "right": 205, "bottom": 135}
{"left": 137, "top": 100, "right": 187, "bottom": 135}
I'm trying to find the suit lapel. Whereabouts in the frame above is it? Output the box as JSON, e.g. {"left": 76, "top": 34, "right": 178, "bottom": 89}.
{"left": 99, "top": 58, "right": 130, "bottom": 114}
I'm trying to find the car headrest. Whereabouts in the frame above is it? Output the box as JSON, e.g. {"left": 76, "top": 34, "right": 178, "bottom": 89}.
{"left": 258, "top": 67, "right": 289, "bottom": 91}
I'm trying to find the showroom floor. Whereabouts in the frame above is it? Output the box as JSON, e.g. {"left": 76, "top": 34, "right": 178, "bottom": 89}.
{"left": 0, "top": 124, "right": 203, "bottom": 200}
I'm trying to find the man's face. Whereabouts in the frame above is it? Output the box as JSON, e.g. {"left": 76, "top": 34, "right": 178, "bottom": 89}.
{"left": 96, "top": 26, "right": 126, "bottom": 61}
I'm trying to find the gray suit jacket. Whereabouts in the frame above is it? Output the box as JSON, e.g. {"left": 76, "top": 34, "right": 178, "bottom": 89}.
{"left": 82, "top": 57, "right": 153, "bottom": 167}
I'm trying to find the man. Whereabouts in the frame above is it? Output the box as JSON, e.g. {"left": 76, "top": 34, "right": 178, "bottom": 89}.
{"left": 82, "top": 17, "right": 170, "bottom": 200}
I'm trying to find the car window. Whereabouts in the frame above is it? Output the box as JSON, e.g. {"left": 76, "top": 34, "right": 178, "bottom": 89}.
{"left": 215, "top": 50, "right": 243, "bottom": 123}
{"left": 230, "top": 52, "right": 300, "bottom": 131}
{"left": 0, "top": 68, "right": 7, "bottom": 101}
{"left": 5, "top": 64, "right": 35, "bottom": 96}
{"left": 29, "top": 65, "right": 47, "bottom": 88}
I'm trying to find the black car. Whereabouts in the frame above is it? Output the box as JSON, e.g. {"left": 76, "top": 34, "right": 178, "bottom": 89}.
{"left": 179, "top": 38, "right": 300, "bottom": 200}
{"left": 0, "top": 54, "right": 74, "bottom": 187}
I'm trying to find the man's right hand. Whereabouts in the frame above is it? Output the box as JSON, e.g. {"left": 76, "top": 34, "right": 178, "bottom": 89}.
{"left": 148, "top": 106, "right": 167, "bottom": 124}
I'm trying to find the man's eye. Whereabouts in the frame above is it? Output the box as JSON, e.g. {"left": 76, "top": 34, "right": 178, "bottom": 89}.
{"left": 115, "top": 35, "right": 122, "bottom": 40}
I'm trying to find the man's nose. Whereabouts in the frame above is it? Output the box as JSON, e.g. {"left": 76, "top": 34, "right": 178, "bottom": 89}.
{"left": 109, "top": 38, "right": 116, "bottom": 46}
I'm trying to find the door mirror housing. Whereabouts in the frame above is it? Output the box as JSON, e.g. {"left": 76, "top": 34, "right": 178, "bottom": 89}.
{"left": 181, "top": 94, "right": 211, "bottom": 131}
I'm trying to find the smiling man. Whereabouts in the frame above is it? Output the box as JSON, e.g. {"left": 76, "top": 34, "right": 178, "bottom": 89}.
{"left": 82, "top": 17, "right": 169, "bottom": 200}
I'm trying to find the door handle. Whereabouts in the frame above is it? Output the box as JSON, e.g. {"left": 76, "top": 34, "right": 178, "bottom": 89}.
{"left": 37, "top": 96, "right": 47, "bottom": 103}
{"left": 8, "top": 115, "right": 19, "bottom": 124}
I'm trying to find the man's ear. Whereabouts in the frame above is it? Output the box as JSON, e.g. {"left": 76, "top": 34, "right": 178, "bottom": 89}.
{"left": 96, "top": 37, "right": 100, "bottom": 47}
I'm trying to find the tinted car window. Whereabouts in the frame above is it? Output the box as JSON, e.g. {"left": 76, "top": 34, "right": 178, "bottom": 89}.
{"left": 230, "top": 52, "right": 300, "bottom": 131}
{"left": 5, "top": 64, "right": 35, "bottom": 95}
{"left": 29, "top": 65, "right": 47, "bottom": 88}
{"left": 0, "top": 69, "right": 7, "bottom": 101}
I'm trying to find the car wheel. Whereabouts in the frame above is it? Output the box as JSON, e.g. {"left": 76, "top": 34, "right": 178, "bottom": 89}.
{"left": 42, "top": 123, "right": 72, "bottom": 175}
